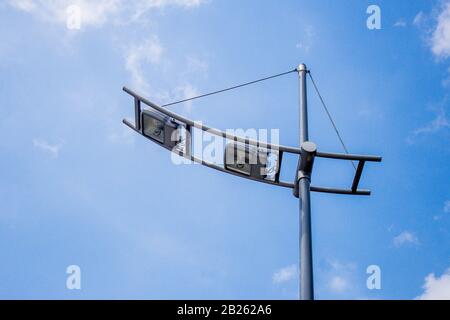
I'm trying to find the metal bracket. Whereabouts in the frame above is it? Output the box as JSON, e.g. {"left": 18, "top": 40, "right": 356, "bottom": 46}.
{"left": 293, "top": 141, "right": 317, "bottom": 198}
{"left": 313, "top": 152, "right": 381, "bottom": 195}
{"left": 122, "top": 86, "right": 382, "bottom": 196}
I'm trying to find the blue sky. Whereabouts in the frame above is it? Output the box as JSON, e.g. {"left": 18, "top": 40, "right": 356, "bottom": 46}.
{"left": 0, "top": 0, "right": 450, "bottom": 299}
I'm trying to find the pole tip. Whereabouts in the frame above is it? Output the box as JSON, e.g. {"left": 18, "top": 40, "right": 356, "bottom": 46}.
{"left": 297, "top": 63, "right": 307, "bottom": 72}
{"left": 301, "top": 141, "right": 317, "bottom": 153}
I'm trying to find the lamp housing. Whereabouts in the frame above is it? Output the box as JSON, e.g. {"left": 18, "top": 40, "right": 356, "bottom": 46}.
{"left": 224, "top": 142, "right": 279, "bottom": 180}
{"left": 141, "top": 109, "right": 181, "bottom": 150}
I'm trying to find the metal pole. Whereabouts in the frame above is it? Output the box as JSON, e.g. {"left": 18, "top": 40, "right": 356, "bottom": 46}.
{"left": 298, "top": 64, "right": 308, "bottom": 144}
{"left": 297, "top": 63, "right": 314, "bottom": 300}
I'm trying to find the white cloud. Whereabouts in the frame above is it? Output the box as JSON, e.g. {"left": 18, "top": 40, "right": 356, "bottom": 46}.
{"left": 6, "top": 0, "right": 121, "bottom": 28}
{"left": 329, "top": 276, "right": 348, "bottom": 293}
{"left": 413, "top": 11, "right": 425, "bottom": 26}
{"left": 172, "top": 83, "right": 199, "bottom": 112}
{"left": 130, "top": 0, "right": 206, "bottom": 21}
{"left": 272, "top": 264, "right": 297, "bottom": 284}
{"left": 125, "top": 36, "right": 163, "bottom": 92}
{"left": 393, "top": 231, "right": 419, "bottom": 247}
{"left": 431, "top": 2, "right": 450, "bottom": 59}
{"left": 108, "top": 126, "right": 135, "bottom": 145}
{"left": 123, "top": 38, "right": 203, "bottom": 113}
{"left": 444, "top": 200, "right": 450, "bottom": 213}
{"left": 295, "top": 42, "right": 308, "bottom": 52}
{"left": 132, "top": 0, "right": 205, "bottom": 11}
{"left": 185, "top": 56, "right": 209, "bottom": 78}
{"left": 8, "top": 0, "right": 36, "bottom": 12}
{"left": 416, "top": 268, "right": 450, "bottom": 300}
{"left": 320, "top": 260, "right": 358, "bottom": 296}
{"left": 408, "top": 106, "right": 450, "bottom": 144}
{"left": 7, "top": 0, "right": 206, "bottom": 109}
{"left": 413, "top": 110, "right": 450, "bottom": 136}
{"left": 411, "top": 3, "right": 450, "bottom": 143}
{"left": 295, "top": 26, "right": 315, "bottom": 53}
{"left": 394, "top": 20, "right": 407, "bottom": 28}
{"left": 33, "top": 138, "right": 62, "bottom": 158}
{"left": 6, "top": 0, "right": 206, "bottom": 28}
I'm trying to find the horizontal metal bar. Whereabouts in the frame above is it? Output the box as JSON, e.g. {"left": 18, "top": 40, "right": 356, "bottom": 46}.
{"left": 351, "top": 160, "right": 365, "bottom": 192}
{"left": 123, "top": 87, "right": 302, "bottom": 154}
{"left": 123, "top": 118, "right": 137, "bottom": 131}
{"left": 190, "top": 154, "right": 294, "bottom": 189}
{"left": 316, "top": 151, "right": 382, "bottom": 162}
{"left": 310, "top": 186, "right": 371, "bottom": 196}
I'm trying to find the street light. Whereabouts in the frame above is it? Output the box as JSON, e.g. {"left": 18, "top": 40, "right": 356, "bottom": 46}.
{"left": 224, "top": 142, "right": 279, "bottom": 180}
{"left": 141, "top": 109, "right": 183, "bottom": 151}
{"left": 122, "top": 65, "right": 382, "bottom": 300}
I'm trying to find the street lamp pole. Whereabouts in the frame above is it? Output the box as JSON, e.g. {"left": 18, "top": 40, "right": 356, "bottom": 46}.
{"left": 297, "top": 63, "right": 315, "bottom": 300}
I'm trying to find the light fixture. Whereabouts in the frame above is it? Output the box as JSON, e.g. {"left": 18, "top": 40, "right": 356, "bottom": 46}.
{"left": 224, "top": 142, "right": 279, "bottom": 180}
{"left": 141, "top": 109, "right": 182, "bottom": 150}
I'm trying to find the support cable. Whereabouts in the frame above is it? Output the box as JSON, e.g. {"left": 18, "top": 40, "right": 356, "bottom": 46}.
{"left": 308, "top": 72, "right": 356, "bottom": 170}
{"left": 161, "top": 68, "right": 297, "bottom": 107}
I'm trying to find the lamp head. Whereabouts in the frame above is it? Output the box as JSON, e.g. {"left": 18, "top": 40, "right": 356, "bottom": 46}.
{"left": 224, "top": 142, "right": 279, "bottom": 180}
{"left": 141, "top": 109, "right": 182, "bottom": 150}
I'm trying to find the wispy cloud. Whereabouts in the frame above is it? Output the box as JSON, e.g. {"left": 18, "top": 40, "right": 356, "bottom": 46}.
{"left": 325, "top": 260, "right": 357, "bottom": 294}
{"left": 7, "top": 0, "right": 206, "bottom": 112}
{"left": 124, "top": 44, "right": 200, "bottom": 114}
{"left": 329, "top": 275, "right": 349, "bottom": 293}
{"left": 431, "top": 2, "right": 450, "bottom": 59}
{"left": 416, "top": 268, "right": 450, "bottom": 299}
{"left": 413, "top": 11, "right": 425, "bottom": 26}
{"left": 272, "top": 264, "right": 297, "bottom": 284}
{"left": 185, "top": 56, "right": 209, "bottom": 78}
{"left": 410, "top": 3, "right": 450, "bottom": 143}
{"left": 393, "top": 231, "right": 419, "bottom": 247}
{"left": 172, "top": 83, "right": 199, "bottom": 113}
{"left": 6, "top": 0, "right": 121, "bottom": 28}
{"left": 413, "top": 110, "right": 450, "bottom": 135}
{"left": 125, "top": 35, "right": 163, "bottom": 92}
{"left": 434, "top": 200, "right": 450, "bottom": 220}
{"left": 394, "top": 19, "right": 407, "bottom": 28}
{"left": 6, "top": 0, "right": 207, "bottom": 28}
{"left": 295, "top": 25, "right": 315, "bottom": 53}
{"left": 444, "top": 200, "right": 450, "bottom": 213}
{"left": 32, "top": 138, "right": 63, "bottom": 158}
{"left": 107, "top": 126, "right": 135, "bottom": 145}
{"left": 408, "top": 106, "right": 450, "bottom": 143}
{"left": 130, "top": 0, "right": 206, "bottom": 22}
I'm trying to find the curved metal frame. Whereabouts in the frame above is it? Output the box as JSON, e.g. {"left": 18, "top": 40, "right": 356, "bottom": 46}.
{"left": 123, "top": 86, "right": 382, "bottom": 195}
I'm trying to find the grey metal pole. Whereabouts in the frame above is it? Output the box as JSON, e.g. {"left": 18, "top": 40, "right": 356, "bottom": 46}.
{"left": 297, "top": 63, "right": 314, "bottom": 300}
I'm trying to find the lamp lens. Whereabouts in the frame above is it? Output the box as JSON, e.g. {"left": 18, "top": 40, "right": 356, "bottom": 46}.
{"left": 224, "top": 144, "right": 252, "bottom": 176}
{"left": 143, "top": 114, "right": 165, "bottom": 143}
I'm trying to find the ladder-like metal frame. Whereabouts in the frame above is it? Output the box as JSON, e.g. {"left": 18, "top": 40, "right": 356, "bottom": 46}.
{"left": 122, "top": 86, "right": 382, "bottom": 196}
